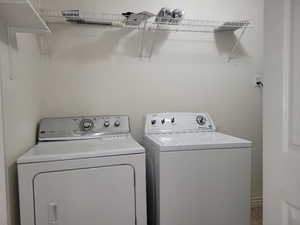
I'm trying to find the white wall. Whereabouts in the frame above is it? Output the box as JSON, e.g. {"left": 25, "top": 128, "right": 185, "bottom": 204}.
{"left": 0, "top": 24, "right": 43, "bottom": 225}
{"left": 0, "top": 55, "right": 8, "bottom": 225}
{"left": 0, "top": 0, "right": 263, "bottom": 223}
{"left": 40, "top": 0, "right": 263, "bottom": 200}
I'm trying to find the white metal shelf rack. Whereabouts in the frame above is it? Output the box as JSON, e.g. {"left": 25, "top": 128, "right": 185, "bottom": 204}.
{"left": 39, "top": 9, "right": 251, "bottom": 61}
{"left": 143, "top": 18, "right": 250, "bottom": 60}
{"left": 40, "top": 9, "right": 142, "bottom": 29}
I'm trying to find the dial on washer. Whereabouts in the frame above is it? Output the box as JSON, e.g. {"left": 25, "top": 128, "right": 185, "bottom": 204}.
{"left": 196, "top": 115, "right": 206, "bottom": 126}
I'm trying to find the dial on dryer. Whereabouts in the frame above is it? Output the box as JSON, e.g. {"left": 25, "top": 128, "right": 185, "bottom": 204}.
{"left": 114, "top": 120, "right": 121, "bottom": 127}
{"left": 104, "top": 121, "right": 110, "bottom": 128}
{"left": 80, "top": 119, "right": 94, "bottom": 131}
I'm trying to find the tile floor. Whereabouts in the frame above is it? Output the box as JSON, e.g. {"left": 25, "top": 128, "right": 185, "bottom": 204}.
{"left": 251, "top": 207, "right": 263, "bottom": 225}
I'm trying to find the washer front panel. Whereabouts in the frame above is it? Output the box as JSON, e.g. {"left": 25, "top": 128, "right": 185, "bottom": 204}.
{"left": 159, "top": 149, "right": 251, "bottom": 225}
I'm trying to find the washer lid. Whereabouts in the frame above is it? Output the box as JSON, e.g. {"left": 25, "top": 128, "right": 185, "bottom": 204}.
{"left": 17, "top": 135, "right": 144, "bottom": 164}
{"left": 147, "top": 132, "right": 252, "bottom": 151}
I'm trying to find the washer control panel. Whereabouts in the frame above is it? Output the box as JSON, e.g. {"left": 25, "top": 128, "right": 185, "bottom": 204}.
{"left": 39, "top": 115, "right": 130, "bottom": 141}
{"left": 145, "top": 112, "right": 216, "bottom": 134}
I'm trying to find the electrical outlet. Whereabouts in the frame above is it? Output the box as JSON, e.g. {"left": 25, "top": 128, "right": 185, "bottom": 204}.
{"left": 255, "top": 76, "right": 263, "bottom": 88}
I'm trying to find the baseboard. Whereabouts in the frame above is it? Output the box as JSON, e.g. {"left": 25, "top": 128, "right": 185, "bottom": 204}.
{"left": 251, "top": 195, "right": 263, "bottom": 208}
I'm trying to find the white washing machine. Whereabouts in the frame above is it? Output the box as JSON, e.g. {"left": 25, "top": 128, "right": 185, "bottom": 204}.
{"left": 143, "top": 112, "right": 252, "bottom": 225}
{"left": 18, "top": 115, "right": 147, "bottom": 225}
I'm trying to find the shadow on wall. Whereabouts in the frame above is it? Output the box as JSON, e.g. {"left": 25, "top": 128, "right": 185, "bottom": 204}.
{"left": 44, "top": 24, "right": 248, "bottom": 61}
{"left": 0, "top": 25, "right": 18, "bottom": 50}
{"left": 52, "top": 28, "right": 133, "bottom": 62}
{"left": 214, "top": 31, "right": 249, "bottom": 60}
{"left": 49, "top": 26, "right": 170, "bottom": 61}
{"left": 0, "top": 25, "right": 9, "bottom": 45}
{"left": 8, "top": 163, "right": 20, "bottom": 225}
{"left": 126, "top": 29, "right": 170, "bottom": 57}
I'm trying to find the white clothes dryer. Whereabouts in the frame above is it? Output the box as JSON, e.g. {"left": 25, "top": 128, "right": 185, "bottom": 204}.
{"left": 18, "top": 115, "right": 147, "bottom": 225}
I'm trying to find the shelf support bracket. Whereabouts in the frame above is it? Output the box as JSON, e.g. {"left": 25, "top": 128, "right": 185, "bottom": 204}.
{"left": 6, "top": 26, "right": 17, "bottom": 80}
{"left": 139, "top": 20, "right": 147, "bottom": 58}
{"left": 37, "top": 33, "right": 50, "bottom": 56}
{"left": 228, "top": 26, "right": 247, "bottom": 62}
{"left": 148, "top": 23, "right": 160, "bottom": 59}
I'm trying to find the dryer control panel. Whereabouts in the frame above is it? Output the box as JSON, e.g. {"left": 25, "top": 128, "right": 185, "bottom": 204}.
{"left": 145, "top": 112, "right": 216, "bottom": 134}
{"left": 39, "top": 115, "right": 130, "bottom": 141}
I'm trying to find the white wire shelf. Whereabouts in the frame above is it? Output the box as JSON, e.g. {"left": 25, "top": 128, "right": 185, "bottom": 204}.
{"left": 39, "top": 9, "right": 143, "bottom": 29}
{"left": 39, "top": 9, "right": 251, "bottom": 61}
{"left": 152, "top": 18, "right": 250, "bottom": 33}
{"left": 40, "top": 9, "right": 250, "bottom": 33}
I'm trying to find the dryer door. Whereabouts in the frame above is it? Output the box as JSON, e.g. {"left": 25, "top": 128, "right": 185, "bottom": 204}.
{"left": 33, "top": 165, "right": 136, "bottom": 225}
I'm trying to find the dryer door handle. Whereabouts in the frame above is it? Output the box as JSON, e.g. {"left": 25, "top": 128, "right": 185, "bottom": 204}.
{"left": 48, "top": 202, "right": 59, "bottom": 225}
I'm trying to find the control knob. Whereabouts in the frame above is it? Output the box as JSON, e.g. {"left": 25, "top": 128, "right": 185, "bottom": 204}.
{"left": 114, "top": 120, "right": 120, "bottom": 127}
{"left": 80, "top": 119, "right": 94, "bottom": 131}
{"left": 161, "top": 119, "right": 165, "bottom": 124}
{"left": 104, "top": 121, "right": 110, "bottom": 128}
{"left": 151, "top": 120, "right": 156, "bottom": 125}
{"left": 196, "top": 115, "right": 206, "bottom": 126}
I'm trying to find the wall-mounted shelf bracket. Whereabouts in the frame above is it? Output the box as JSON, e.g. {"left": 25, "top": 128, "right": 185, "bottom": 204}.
{"left": 0, "top": 0, "right": 51, "bottom": 79}
{"left": 227, "top": 26, "right": 248, "bottom": 62}
{"left": 36, "top": 33, "right": 50, "bottom": 56}
{"left": 148, "top": 24, "right": 160, "bottom": 60}
{"left": 139, "top": 21, "right": 148, "bottom": 58}
{"left": 7, "top": 26, "right": 17, "bottom": 80}
{"left": 0, "top": 0, "right": 51, "bottom": 33}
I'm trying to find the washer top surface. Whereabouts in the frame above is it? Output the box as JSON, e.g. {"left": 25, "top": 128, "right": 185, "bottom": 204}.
{"left": 146, "top": 132, "right": 251, "bottom": 151}
{"left": 18, "top": 134, "right": 144, "bottom": 164}
{"left": 18, "top": 115, "right": 144, "bottom": 164}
